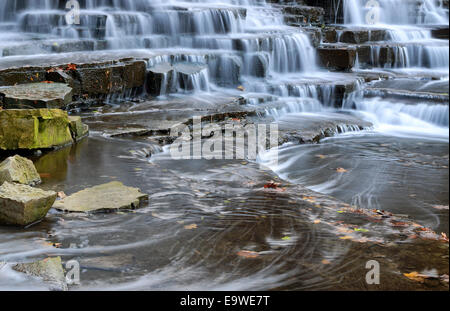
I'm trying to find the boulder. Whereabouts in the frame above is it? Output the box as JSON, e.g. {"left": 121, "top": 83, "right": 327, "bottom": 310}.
{"left": 0, "top": 181, "right": 57, "bottom": 226}
{"left": 0, "top": 109, "right": 74, "bottom": 150}
{"left": 0, "top": 155, "right": 41, "bottom": 186}
{"left": 0, "top": 83, "right": 73, "bottom": 109}
{"left": 13, "top": 257, "right": 67, "bottom": 291}
{"left": 68, "top": 116, "right": 89, "bottom": 141}
{"left": 53, "top": 181, "right": 148, "bottom": 213}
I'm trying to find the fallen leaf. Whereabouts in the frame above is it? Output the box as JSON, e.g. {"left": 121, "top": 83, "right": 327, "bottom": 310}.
{"left": 404, "top": 271, "right": 427, "bottom": 282}
{"left": 57, "top": 191, "right": 67, "bottom": 199}
{"left": 313, "top": 219, "right": 321, "bottom": 224}
{"left": 316, "top": 154, "right": 327, "bottom": 159}
{"left": 184, "top": 224, "right": 198, "bottom": 230}
{"left": 39, "top": 173, "right": 51, "bottom": 178}
{"left": 237, "top": 85, "right": 245, "bottom": 91}
{"left": 339, "top": 236, "right": 352, "bottom": 240}
{"left": 264, "top": 182, "right": 280, "bottom": 189}
{"left": 321, "top": 259, "right": 331, "bottom": 265}
{"left": 354, "top": 228, "right": 369, "bottom": 233}
{"left": 336, "top": 167, "right": 348, "bottom": 173}
{"left": 66, "top": 63, "right": 77, "bottom": 71}
{"left": 433, "top": 205, "right": 449, "bottom": 210}
{"left": 237, "top": 250, "right": 259, "bottom": 258}
{"left": 281, "top": 236, "right": 291, "bottom": 241}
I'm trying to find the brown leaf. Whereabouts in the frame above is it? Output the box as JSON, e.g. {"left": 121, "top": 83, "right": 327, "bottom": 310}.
{"left": 237, "top": 250, "right": 259, "bottom": 258}
{"left": 336, "top": 167, "right": 348, "bottom": 173}
{"left": 57, "top": 191, "right": 67, "bottom": 199}
{"left": 184, "top": 224, "right": 198, "bottom": 230}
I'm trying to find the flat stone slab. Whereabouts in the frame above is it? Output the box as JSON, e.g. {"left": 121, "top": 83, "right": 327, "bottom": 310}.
{"left": 13, "top": 257, "right": 67, "bottom": 291}
{"left": 0, "top": 181, "right": 57, "bottom": 226}
{"left": 0, "top": 108, "right": 74, "bottom": 150}
{"left": 53, "top": 181, "right": 148, "bottom": 213}
{"left": 0, "top": 83, "right": 73, "bottom": 109}
{"left": 0, "top": 155, "right": 41, "bottom": 186}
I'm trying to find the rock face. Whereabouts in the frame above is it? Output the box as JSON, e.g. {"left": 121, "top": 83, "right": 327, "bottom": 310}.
{"left": 53, "top": 181, "right": 148, "bottom": 213}
{"left": 0, "top": 182, "right": 57, "bottom": 226}
{"left": 0, "top": 83, "right": 73, "bottom": 109}
{"left": 0, "top": 155, "right": 41, "bottom": 186}
{"left": 68, "top": 116, "right": 89, "bottom": 141}
{"left": 317, "top": 46, "right": 357, "bottom": 71}
{"left": 0, "top": 109, "right": 74, "bottom": 150}
{"left": 13, "top": 257, "right": 68, "bottom": 291}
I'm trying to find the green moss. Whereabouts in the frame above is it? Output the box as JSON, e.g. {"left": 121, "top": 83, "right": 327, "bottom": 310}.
{"left": 0, "top": 109, "right": 73, "bottom": 150}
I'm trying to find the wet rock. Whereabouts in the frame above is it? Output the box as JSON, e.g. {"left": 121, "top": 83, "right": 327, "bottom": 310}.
{"left": 282, "top": 5, "right": 325, "bottom": 25}
{"left": 68, "top": 116, "right": 89, "bottom": 141}
{"left": 0, "top": 83, "right": 73, "bottom": 109}
{"left": 146, "top": 63, "right": 174, "bottom": 96}
{"left": 0, "top": 181, "right": 57, "bottom": 226}
{"left": 174, "top": 62, "right": 209, "bottom": 91}
{"left": 0, "top": 155, "right": 41, "bottom": 186}
{"left": 13, "top": 257, "right": 67, "bottom": 291}
{"left": 431, "top": 26, "right": 449, "bottom": 40}
{"left": 0, "top": 109, "right": 73, "bottom": 150}
{"left": 53, "top": 181, "right": 148, "bottom": 213}
{"left": 317, "top": 45, "right": 357, "bottom": 71}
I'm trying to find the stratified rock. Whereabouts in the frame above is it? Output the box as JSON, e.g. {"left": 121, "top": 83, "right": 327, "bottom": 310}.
{"left": 0, "top": 155, "right": 41, "bottom": 186}
{"left": 53, "top": 181, "right": 148, "bottom": 213}
{"left": 146, "top": 63, "right": 174, "bottom": 96}
{"left": 317, "top": 45, "right": 357, "bottom": 71}
{"left": 13, "top": 257, "right": 67, "bottom": 291}
{"left": 0, "top": 181, "right": 57, "bottom": 226}
{"left": 0, "top": 83, "right": 73, "bottom": 109}
{"left": 68, "top": 116, "right": 89, "bottom": 141}
{"left": 0, "top": 109, "right": 73, "bottom": 150}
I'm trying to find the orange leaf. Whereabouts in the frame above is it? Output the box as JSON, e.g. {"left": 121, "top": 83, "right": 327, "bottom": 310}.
{"left": 336, "top": 167, "right": 348, "bottom": 173}
{"left": 237, "top": 250, "right": 259, "bottom": 258}
{"left": 184, "top": 224, "right": 198, "bottom": 230}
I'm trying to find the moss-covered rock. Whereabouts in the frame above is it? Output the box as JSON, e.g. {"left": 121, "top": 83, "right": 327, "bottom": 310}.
{"left": 0, "top": 109, "right": 74, "bottom": 150}
{"left": 0, "top": 83, "right": 73, "bottom": 109}
{"left": 68, "top": 116, "right": 89, "bottom": 141}
{"left": 13, "top": 257, "right": 67, "bottom": 291}
{"left": 0, "top": 155, "right": 41, "bottom": 186}
{"left": 0, "top": 181, "right": 57, "bottom": 226}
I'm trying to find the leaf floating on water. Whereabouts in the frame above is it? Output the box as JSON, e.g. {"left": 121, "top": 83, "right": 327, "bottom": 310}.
{"left": 354, "top": 228, "right": 369, "bottom": 233}
{"left": 336, "top": 167, "right": 348, "bottom": 173}
{"left": 39, "top": 173, "right": 51, "bottom": 178}
{"left": 313, "top": 219, "right": 321, "bottom": 224}
{"left": 321, "top": 259, "right": 331, "bottom": 265}
{"left": 316, "top": 154, "right": 327, "bottom": 159}
{"left": 184, "top": 224, "right": 198, "bottom": 230}
{"left": 403, "top": 271, "right": 427, "bottom": 282}
{"left": 433, "top": 205, "right": 449, "bottom": 210}
{"left": 237, "top": 250, "right": 259, "bottom": 258}
{"left": 281, "top": 236, "right": 291, "bottom": 241}
{"left": 237, "top": 85, "right": 245, "bottom": 92}
{"left": 339, "top": 236, "right": 352, "bottom": 240}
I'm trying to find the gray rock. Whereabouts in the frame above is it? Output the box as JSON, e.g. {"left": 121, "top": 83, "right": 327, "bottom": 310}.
{"left": 0, "top": 83, "right": 73, "bottom": 109}
{"left": 53, "top": 181, "right": 148, "bottom": 213}
{"left": 0, "top": 182, "right": 57, "bottom": 226}
{"left": 0, "top": 155, "right": 41, "bottom": 186}
{"left": 13, "top": 257, "right": 68, "bottom": 291}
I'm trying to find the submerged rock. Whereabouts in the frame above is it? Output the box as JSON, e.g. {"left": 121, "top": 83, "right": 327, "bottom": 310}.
{"left": 0, "top": 155, "right": 41, "bottom": 186}
{"left": 13, "top": 257, "right": 67, "bottom": 291}
{"left": 0, "top": 109, "right": 73, "bottom": 150}
{"left": 0, "top": 83, "right": 73, "bottom": 109}
{"left": 53, "top": 181, "right": 148, "bottom": 213}
{"left": 0, "top": 181, "right": 57, "bottom": 226}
